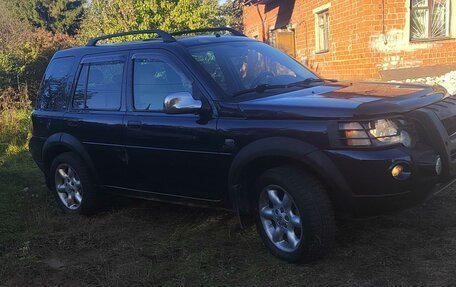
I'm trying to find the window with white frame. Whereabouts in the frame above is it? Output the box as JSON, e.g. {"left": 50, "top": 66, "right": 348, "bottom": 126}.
{"left": 410, "top": 0, "right": 451, "bottom": 40}
{"left": 315, "top": 9, "right": 330, "bottom": 53}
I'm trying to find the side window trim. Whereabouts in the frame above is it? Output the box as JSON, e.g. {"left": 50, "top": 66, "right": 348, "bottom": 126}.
{"left": 83, "top": 64, "right": 90, "bottom": 108}
{"left": 70, "top": 59, "right": 125, "bottom": 112}
{"left": 81, "top": 54, "right": 126, "bottom": 64}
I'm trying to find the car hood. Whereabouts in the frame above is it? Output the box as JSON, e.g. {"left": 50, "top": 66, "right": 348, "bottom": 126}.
{"left": 237, "top": 82, "right": 447, "bottom": 119}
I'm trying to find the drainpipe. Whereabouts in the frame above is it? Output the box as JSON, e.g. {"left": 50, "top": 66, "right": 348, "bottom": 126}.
{"left": 256, "top": 3, "right": 266, "bottom": 42}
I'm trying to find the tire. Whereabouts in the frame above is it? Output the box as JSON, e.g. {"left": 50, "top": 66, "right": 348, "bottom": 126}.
{"left": 50, "top": 152, "right": 100, "bottom": 215}
{"left": 254, "top": 166, "right": 335, "bottom": 263}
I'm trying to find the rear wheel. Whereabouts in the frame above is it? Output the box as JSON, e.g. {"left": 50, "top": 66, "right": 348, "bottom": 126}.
{"left": 50, "top": 152, "right": 100, "bottom": 214}
{"left": 254, "top": 166, "right": 335, "bottom": 263}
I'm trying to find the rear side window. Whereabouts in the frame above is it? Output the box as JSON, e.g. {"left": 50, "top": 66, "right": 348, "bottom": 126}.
{"left": 38, "top": 57, "right": 75, "bottom": 111}
{"left": 72, "top": 61, "right": 124, "bottom": 110}
{"left": 133, "top": 58, "right": 192, "bottom": 111}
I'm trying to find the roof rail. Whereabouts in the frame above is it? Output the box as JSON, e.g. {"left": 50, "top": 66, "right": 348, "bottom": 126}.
{"left": 170, "top": 27, "right": 246, "bottom": 37}
{"left": 86, "top": 29, "right": 176, "bottom": 46}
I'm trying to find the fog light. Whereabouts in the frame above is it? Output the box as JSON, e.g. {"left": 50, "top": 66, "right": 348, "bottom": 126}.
{"left": 436, "top": 156, "right": 442, "bottom": 175}
{"left": 391, "top": 165, "right": 403, "bottom": 178}
{"left": 391, "top": 163, "right": 411, "bottom": 180}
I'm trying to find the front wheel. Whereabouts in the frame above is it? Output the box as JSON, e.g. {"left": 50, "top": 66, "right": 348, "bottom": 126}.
{"left": 254, "top": 166, "right": 336, "bottom": 263}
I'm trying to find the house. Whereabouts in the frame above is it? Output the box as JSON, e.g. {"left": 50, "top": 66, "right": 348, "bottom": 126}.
{"left": 243, "top": 0, "right": 456, "bottom": 82}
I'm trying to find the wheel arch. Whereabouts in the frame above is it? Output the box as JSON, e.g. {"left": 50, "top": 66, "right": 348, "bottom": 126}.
{"left": 42, "top": 133, "right": 100, "bottom": 187}
{"left": 228, "top": 137, "right": 352, "bottom": 227}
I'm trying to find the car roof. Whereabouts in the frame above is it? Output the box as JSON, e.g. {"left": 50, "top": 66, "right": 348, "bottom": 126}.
{"left": 53, "top": 35, "right": 257, "bottom": 58}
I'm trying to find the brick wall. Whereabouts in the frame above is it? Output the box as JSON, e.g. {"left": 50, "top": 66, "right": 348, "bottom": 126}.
{"left": 243, "top": 0, "right": 456, "bottom": 81}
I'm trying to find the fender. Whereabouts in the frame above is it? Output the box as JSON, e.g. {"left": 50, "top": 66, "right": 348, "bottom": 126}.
{"left": 42, "top": 133, "right": 101, "bottom": 185}
{"left": 228, "top": 137, "right": 318, "bottom": 187}
{"left": 227, "top": 137, "right": 352, "bottom": 226}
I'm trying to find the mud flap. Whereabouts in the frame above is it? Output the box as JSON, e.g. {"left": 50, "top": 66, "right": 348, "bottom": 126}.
{"left": 231, "top": 184, "right": 254, "bottom": 229}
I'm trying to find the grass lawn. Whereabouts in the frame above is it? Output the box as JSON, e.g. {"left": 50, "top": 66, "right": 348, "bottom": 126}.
{"left": 1, "top": 127, "right": 456, "bottom": 286}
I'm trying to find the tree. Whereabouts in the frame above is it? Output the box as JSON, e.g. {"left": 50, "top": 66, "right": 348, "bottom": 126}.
{"left": 220, "top": 0, "right": 244, "bottom": 32}
{"left": 0, "top": 2, "right": 33, "bottom": 89}
{"left": 77, "top": 0, "right": 226, "bottom": 43}
{"left": 2, "top": 0, "right": 85, "bottom": 35}
{"left": 0, "top": 1, "right": 75, "bottom": 96}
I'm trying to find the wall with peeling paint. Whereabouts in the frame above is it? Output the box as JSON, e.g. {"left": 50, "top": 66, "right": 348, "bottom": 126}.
{"left": 243, "top": 0, "right": 456, "bottom": 81}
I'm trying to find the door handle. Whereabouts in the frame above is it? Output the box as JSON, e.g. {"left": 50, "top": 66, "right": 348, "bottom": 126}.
{"left": 127, "top": 120, "right": 142, "bottom": 129}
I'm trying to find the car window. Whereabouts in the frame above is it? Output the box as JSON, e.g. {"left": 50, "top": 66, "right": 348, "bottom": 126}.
{"left": 228, "top": 49, "right": 297, "bottom": 90}
{"left": 38, "top": 57, "right": 75, "bottom": 111}
{"left": 191, "top": 50, "right": 228, "bottom": 92}
{"left": 133, "top": 58, "right": 193, "bottom": 111}
{"left": 72, "top": 61, "right": 124, "bottom": 110}
{"left": 189, "top": 41, "right": 318, "bottom": 98}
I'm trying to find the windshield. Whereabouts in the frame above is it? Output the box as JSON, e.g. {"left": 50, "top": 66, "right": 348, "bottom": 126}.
{"left": 189, "top": 41, "right": 319, "bottom": 98}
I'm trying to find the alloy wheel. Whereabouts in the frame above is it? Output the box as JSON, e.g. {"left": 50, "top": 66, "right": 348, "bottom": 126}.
{"left": 54, "top": 163, "right": 83, "bottom": 210}
{"left": 259, "top": 184, "right": 302, "bottom": 252}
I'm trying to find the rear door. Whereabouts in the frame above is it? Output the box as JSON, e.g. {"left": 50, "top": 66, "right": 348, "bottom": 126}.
{"left": 64, "top": 53, "right": 128, "bottom": 188}
{"left": 123, "top": 49, "right": 226, "bottom": 201}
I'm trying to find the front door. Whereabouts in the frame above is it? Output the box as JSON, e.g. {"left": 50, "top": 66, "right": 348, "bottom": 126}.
{"left": 123, "top": 50, "right": 226, "bottom": 201}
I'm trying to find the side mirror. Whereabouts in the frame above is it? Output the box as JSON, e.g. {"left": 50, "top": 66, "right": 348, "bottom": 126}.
{"left": 163, "top": 92, "right": 202, "bottom": 114}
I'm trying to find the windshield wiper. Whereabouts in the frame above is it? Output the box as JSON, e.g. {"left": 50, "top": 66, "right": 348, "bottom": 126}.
{"left": 287, "top": 77, "right": 338, "bottom": 87}
{"left": 232, "top": 78, "right": 338, "bottom": 97}
{"left": 232, "top": 84, "right": 288, "bottom": 97}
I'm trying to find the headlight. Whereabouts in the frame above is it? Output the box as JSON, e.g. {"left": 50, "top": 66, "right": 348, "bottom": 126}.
{"left": 339, "top": 119, "right": 413, "bottom": 147}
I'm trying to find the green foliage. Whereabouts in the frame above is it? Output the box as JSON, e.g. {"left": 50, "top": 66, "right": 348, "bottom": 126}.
{"left": 0, "top": 2, "right": 76, "bottom": 97}
{"left": 3, "top": 0, "right": 85, "bottom": 35}
{"left": 22, "top": 30, "right": 77, "bottom": 97}
{"left": 0, "top": 3, "right": 32, "bottom": 89}
{"left": 0, "top": 29, "right": 76, "bottom": 97}
{"left": 77, "top": 0, "right": 227, "bottom": 43}
{"left": 220, "top": 0, "right": 244, "bottom": 31}
{"left": 0, "top": 87, "right": 31, "bottom": 111}
{"left": 0, "top": 108, "right": 31, "bottom": 153}
{"left": 0, "top": 108, "right": 40, "bottom": 246}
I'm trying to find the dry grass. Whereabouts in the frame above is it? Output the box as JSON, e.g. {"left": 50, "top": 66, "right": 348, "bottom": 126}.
{"left": 1, "top": 111, "right": 456, "bottom": 286}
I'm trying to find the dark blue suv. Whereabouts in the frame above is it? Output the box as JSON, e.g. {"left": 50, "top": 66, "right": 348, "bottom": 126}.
{"left": 29, "top": 27, "right": 456, "bottom": 262}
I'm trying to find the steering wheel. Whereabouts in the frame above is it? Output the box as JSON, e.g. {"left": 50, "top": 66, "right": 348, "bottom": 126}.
{"left": 250, "top": 71, "right": 275, "bottom": 88}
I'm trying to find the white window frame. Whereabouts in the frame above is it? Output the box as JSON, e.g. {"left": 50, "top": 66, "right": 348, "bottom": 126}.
{"left": 410, "top": 0, "right": 451, "bottom": 41}
{"left": 313, "top": 3, "right": 331, "bottom": 53}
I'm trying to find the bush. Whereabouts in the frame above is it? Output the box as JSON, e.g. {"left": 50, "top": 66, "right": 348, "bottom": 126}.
{"left": 0, "top": 108, "right": 31, "bottom": 153}
{"left": 22, "top": 29, "right": 77, "bottom": 100}
{"left": 0, "top": 1, "right": 78, "bottom": 96}
{"left": 0, "top": 87, "right": 31, "bottom": 111}
{"left": 0, "top": 87, "right": 32, "bottom": 155}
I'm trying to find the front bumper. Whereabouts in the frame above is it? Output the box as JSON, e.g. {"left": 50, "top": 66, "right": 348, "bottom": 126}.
{"left": 324, "top": 146, "right": 442, "bottom": 216}
{"left": 346, "top": 179, "right": 454, "bottom": 217}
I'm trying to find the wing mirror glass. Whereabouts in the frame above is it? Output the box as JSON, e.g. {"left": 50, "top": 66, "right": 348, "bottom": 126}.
{"left": 163, "top": 92, "right": 202, "bottom": 114}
